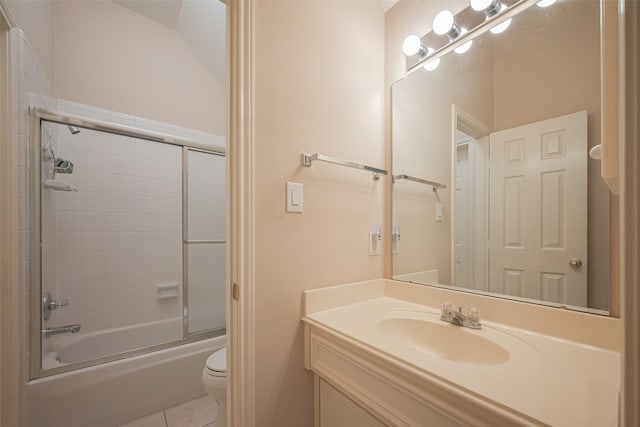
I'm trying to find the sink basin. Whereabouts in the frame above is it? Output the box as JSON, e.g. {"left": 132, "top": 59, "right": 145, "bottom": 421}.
{"left": 376, "top": 317, "right": 510, "bottom": 365}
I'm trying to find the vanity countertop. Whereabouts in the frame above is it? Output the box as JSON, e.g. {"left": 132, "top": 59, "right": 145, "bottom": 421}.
{"left": 302, "top": 279, "right": 621, "bottom": 427}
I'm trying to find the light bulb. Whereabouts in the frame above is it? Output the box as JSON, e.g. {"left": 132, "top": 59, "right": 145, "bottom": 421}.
{"left": 490, "top": 17, "right": 511, "bottom": 34}
{"left": 536, "top": 0, "right": 556, "bottom": 7}
{"left": 402, "top": 34, "right": 422, "bottom": 56}
{"left": 423, "top": 48, "right": 440, "bottom": 71}
{"left": 471, "top": 0, "right": 501, "bottom": 16}
{"left": 454, "top": 29, "right": 472, "bottom": 54}
{"left": 470, "top": 0, "right": 493, "bottom": 11}
{"left": 433, "top": 10, "right": 455, "bottom": 35}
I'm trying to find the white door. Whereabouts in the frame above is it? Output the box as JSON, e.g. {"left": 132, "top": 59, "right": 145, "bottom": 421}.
{"left": 489, "top": 111, "right": 587, "bottom": 306}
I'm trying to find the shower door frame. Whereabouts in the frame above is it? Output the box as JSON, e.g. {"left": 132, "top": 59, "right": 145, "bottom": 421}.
{"left": 29, "top": 107, "right": 227, "bottom": 379}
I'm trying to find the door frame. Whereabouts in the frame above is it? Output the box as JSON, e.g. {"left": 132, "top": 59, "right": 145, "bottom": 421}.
{"left": 228, "top": 0, "right": 256, "bottom": 426}
{"left": 451, "top": 106, "right": 490, "bottom": 291}
{"left": 620, "top": 1, "right": 639, "bottom": 424}
{"left": 0, "top": 1, "right": 20, "bottom": 426}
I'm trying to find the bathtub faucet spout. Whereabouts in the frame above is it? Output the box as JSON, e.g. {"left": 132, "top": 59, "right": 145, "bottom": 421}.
{"left": 42, "top": 324, "right": 81, "bottom": 338}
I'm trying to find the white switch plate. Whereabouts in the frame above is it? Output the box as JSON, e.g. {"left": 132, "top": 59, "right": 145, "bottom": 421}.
{"left": 435, "top": 202, "right": 443, "bottom": 222}
{"left": 286, "top": 182, "right": 303, "bottom": 213}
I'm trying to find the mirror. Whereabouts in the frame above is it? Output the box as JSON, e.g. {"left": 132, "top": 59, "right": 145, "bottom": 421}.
{"left": 391, "top": 0, "right": 611, "bottom": 312}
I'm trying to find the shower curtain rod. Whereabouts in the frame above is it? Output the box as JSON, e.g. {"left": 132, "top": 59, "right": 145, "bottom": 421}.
{"left": 29, "top": 106, "right": 225, "bottom": 154}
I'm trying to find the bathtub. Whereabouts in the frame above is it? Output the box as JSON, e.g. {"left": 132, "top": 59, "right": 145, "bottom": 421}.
{"left": 41, "top": 317, "right": 186, "bottom": 369}
{"left": 27, "top": 329, "right": 225, "bottom": 427}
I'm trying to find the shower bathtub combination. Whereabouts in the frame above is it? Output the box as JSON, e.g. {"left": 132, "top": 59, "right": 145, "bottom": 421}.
{"left": 26, "top": 99, "right": 227, "bottom": 427}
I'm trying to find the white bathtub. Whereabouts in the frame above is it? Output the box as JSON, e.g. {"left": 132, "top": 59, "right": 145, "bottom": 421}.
{"left": 42, "top": 317, "right": 186, "bottom": 369}
{"left": 27, "top": 330, "right": 225, "bottom": 427}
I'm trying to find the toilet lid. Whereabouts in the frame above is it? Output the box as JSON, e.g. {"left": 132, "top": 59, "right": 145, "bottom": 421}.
{"left": 206, "top": 347, "right": 226, "bottom": 373}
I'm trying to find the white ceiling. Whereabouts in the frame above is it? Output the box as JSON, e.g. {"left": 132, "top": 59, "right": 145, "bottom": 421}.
{"left": 114, "top": 0, "right": 227, "bottom": 84}
{"left": 379, "top": 0, "right": 399, "bottom": 12}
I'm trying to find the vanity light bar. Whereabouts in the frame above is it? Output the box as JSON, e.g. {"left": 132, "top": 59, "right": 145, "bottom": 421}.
{"left": 404, "top": 0, "right": 536, "bottom": 75}
{"left": 301, "top": 153, "right": 388, "bottom": 180}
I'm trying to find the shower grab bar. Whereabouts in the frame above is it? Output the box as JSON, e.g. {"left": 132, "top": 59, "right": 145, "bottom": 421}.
{"left": 301, "top": 153, "right": 388, "bottom": 180}
{"left": 184, "top": 239, "right": 226, "bottom": 244}
{"left": 393, "top": 174, "right": 447, "bottom": 190}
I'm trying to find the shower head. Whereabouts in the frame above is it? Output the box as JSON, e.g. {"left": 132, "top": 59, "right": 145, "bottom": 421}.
{"left": 68, "top": 125, "right": 80, "bottom": 135}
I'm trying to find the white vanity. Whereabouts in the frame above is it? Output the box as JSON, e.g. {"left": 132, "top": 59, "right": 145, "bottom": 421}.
{"left": 302, "top": 279, "right": 621, "bottom": 427}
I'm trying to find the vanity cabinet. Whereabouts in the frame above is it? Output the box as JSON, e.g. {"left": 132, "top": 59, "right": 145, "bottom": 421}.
{"left": 316, "top": 378, "right": 386, "bottom": 427}
{"left": 305, "top": 323, "right": 526, "bottom": 427}
{"left": 303, "top": 280, "right": 621, "bottom": 427}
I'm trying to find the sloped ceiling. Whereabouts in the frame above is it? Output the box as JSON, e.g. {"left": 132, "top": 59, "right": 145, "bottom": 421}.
{"left": 379, "top": 0, "right": 399, "bottom": 12}
{"left": 114, "top": 0, "right": 226, "bottom": 84}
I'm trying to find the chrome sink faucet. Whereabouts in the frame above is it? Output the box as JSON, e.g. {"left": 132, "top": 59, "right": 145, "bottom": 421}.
{"left": 440, "top": 302, "right": 481, "bottom": 329}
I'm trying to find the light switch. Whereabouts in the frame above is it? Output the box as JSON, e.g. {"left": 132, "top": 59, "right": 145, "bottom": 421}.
{"left": 286, "top": 182, "right": 303, "bottom": 213}
{"left": 435, "top": 202, "right": 443, "bottom": 222}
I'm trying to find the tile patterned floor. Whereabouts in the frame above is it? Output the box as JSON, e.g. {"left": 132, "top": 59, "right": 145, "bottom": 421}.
{"left": 119, "top": 395, "right": 219, "bottom": 427}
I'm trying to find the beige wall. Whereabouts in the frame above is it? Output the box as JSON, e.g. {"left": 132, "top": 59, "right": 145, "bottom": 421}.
{"left": 254, "top": 1, "right": 385, "bottom": 425}
{"left": 5, "top": 0, "right": 54, "bottom": 84}
{"left": 53, "top": 1, "right": 226, "bottom": 136}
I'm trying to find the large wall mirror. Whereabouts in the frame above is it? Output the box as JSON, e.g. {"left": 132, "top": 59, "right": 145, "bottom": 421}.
{"left": 392, "top": 0, "right": 613, "bottom": 313}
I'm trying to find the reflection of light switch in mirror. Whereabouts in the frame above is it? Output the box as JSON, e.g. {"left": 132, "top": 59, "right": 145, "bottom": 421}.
{"left": 286, "top": 182, "right": 303, "bottom": 213}
{"left": 435, "top": 202, "right": 443, "bottom": 222}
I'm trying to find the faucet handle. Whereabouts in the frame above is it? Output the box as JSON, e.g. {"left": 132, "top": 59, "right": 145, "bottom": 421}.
{"left": 48, "top": 299, "right": 68, "bottom": 310}
{"left": 441, "top": 302, "right": 453, "bottom": 316}
{"left": 466, "top": 306, "right": 480, "bottom": 324}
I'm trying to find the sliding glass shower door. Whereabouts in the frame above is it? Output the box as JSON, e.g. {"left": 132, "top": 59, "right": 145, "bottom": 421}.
{"left": 34, "top": 120, "right": 225, "bottom": 377}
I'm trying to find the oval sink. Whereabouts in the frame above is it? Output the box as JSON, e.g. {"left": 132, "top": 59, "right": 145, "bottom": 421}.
{"left": 376, "top": 317, "right": 510, "bottom": 365}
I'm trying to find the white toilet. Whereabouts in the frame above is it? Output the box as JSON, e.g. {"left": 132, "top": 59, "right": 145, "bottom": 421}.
{"left": 202, "top": 346, "right": 227, "bottom": 427}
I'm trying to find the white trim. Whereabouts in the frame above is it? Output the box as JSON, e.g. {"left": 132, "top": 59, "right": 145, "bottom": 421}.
{"left": 0, "top": 7, "right": 21, "bottom": 426}
{"left": 0, "top": 0, "right": 15, "bottom": 29}
{"left": 622, "top": 0, "right": 639, "bottom": 424}
{"left": 228, "top": 0, "right": 256, "bottom": 426}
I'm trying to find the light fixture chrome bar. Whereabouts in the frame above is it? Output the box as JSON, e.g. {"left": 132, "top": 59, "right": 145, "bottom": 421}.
{"left": 301, "top": 153, "right": 388, "bottom": 180}
{"left": 30, "top": 106, "right": 225, "bottom": 154}
{"left": 393, "top": 174, "right": 447, "bottom": 190}
{"left": 405, "top": 0, "right": 535, "bottom": 75}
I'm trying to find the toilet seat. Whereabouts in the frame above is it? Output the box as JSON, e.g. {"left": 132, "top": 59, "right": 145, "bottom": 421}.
{"left": 205, "top": 347, "right": 226, "bottom": 377}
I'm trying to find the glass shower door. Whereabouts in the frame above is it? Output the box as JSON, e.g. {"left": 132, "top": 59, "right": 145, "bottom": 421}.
{"left": 38, "top": 121, "right": 184, "bottom": 371}
{"left": 185, "top": 149, "right": 226, "bottom": 334}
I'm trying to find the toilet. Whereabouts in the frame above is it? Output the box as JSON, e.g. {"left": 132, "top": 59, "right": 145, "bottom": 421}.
{"left": 202, "top": 346, "right": 227, "bottom": 427}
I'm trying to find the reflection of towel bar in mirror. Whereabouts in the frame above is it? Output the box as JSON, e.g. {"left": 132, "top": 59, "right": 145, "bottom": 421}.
{"left": 393, "top": 174, "right": 446, "bottom": 190}
{"left": 301, "top": 153, "right": 388, "bottom": 180}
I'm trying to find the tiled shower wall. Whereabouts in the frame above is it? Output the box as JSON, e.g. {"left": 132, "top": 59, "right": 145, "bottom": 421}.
{"left": 51, "top": 129, "right": 184, "bottom": 335}
{"left": 13, "top": 28, "right": 56, "bottom": 417}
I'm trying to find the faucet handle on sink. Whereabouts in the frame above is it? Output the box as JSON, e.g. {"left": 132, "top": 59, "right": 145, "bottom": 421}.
{"left": 441, "top": 302, "right": 453, "bottom": 316}
{"left": 466, "top": 306, "right": 481, "bottom": 327}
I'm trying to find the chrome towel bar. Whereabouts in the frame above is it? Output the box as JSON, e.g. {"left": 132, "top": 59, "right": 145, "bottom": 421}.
{"left": 301, "top": 153, "right": 388, "bottom": 180}
{"left": 393, "top": 174, "right": 447, "bottom": 190}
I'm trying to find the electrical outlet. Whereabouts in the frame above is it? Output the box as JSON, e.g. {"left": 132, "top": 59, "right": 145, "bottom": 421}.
{"left": 369, "top": 226, "right": 381, "bottom": 256}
